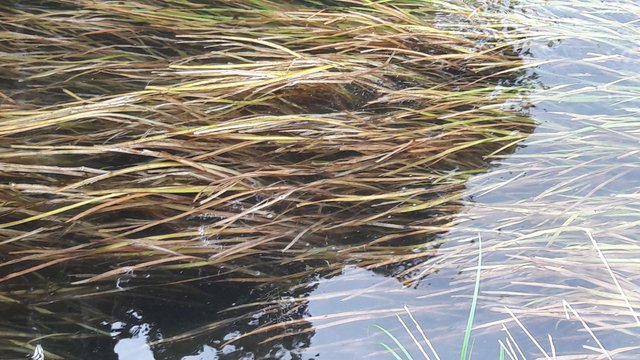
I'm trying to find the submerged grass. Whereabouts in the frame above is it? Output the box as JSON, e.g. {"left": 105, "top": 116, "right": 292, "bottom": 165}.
{"left": 0, "top": 1, "right": 530, "bottom": 287}
{"left": 0, "top": 0, "right": 533, "bottom": 357}
{"left": 4, "top": 0, "right": 615, "bottom": 359}
{"left": 370, "top": 1, "right": 640, "bottom": 359}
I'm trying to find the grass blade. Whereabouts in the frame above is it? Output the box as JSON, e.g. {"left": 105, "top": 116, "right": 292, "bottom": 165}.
{"left": 460, "top": 234, "right": 482, "bottom": 360}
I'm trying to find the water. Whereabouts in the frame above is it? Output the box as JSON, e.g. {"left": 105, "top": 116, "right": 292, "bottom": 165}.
{"left": 294, "top": 3, "right": 640, "bottom": 358}
{"left": 3, "top": 1, "right": 640, "bottom": 359}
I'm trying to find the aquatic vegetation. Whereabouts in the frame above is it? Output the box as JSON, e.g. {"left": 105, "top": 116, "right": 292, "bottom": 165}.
{"left": 371, "top": 1, "right": 640, "bottom": 359}
{"left": 1, "top": 3, "right": 529, "bottom": 284}
{"left": 2, "top": 0, "right": 639, "bottom": 359}
{"left": 376, "top": 236, "right": 481, "bottom": 360}
{"left": 0, "top": 0, "right": 533, "bottom": 357}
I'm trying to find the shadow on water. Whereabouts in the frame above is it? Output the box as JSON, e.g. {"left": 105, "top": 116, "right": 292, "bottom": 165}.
{"left": 0, "top": 1, "right": 549, "bottom": 359}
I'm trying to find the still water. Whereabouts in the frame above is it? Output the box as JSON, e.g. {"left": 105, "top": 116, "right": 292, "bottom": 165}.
{"left": 3, "top": 1, "right": 640, "bottom": 359}
{"left": 100, "top": 4, "right": 640, "bottom": 357}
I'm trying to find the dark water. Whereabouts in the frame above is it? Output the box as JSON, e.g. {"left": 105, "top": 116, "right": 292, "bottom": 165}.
{"left": 3, "top": 1, "right": 640, "bottom": 360}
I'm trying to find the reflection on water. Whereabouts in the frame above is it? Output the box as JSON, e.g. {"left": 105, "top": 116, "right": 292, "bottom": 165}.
{"left": 113, "top": 323, "right": 154, "bottom": 360}
{"left": 109, "top": 318, "right": 232, "bottom": 360}
{"left": 301, "top": 266, "right": 449, "bottom": 359}
{"left": 3, "top": 0, "right": 640, "bottom": 359}
{"left": 182, "top": 346, "right": 219, "bottom": 360}
{"left": 30, "top": 345, "right": 44, "bottom": 360}
{"left": 113, "top": 322, "right": 227, "bottom": 360}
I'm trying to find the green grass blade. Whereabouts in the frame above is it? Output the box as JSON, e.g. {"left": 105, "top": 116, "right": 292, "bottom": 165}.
{"left": 460, "top": 235, "right": 483, "bottom": 360}
{"left": 380, "top": 342, "right": 406, "bottom": 360}
{"left": 373, "top": 324, "right": 414, "bottom": 360}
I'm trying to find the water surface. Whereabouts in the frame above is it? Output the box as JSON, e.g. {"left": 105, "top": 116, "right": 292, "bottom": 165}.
{"left": 2, "top": 1, "right": 640, "bottom": 359}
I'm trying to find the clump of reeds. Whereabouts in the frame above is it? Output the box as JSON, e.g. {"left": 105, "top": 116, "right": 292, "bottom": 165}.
{"left": 0, "top": 0, "right": 533, "bottom": 358}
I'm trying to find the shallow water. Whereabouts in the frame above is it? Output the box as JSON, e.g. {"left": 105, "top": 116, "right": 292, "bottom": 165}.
{"left": 115, "top": 4, "right": 640, "bottom": 357}
{"left": 3, "top": 1, "right": 640, "bottom": 359}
